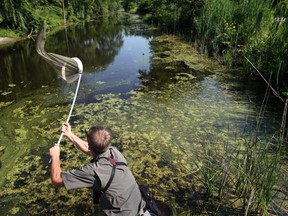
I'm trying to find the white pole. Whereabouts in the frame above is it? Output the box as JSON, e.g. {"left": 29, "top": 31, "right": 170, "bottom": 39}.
{"left": 49, "top": 57, "right": 83, "bottom": 163}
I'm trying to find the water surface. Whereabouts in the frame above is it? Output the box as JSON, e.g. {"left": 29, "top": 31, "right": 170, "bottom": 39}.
{"left": 0, "top": 15, "right": 286, "bottom": 215}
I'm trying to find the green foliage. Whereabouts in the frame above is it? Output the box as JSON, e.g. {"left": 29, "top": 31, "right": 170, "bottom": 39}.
{"left": 131, "top": 0, "right": 203, "bottom": 31}
{"left": 176, "top": 0, "right": 204, "bottom": 31}
{"left": 244, "top": 2, "right": 288, "bottom": 84}
{"left": 0, "top": 0, "right": 34, "bottom": 33}
{"left": 123, "top": 1, "right": 138, "bottom": 13}
{"left": 191, "top": 0, "right": 288, "bottom": 88}
{"left": 193, "top": 0, "right": 273, "bottom": 55}
{"left": 0, "top": 0, "right": 123, "bottom": 35}
{"left": 0, "top": 28, "right": 19, "bottom": 37}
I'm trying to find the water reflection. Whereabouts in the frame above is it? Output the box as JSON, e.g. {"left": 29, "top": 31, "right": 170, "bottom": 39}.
{"left": 48, "top": 20, "right": 125, "bottom": 72}
{"left": 0, "top": 17, "right": 155, "bottom": 102}
{"left": 0, "top": 40, "right": 55, "bottom": 102}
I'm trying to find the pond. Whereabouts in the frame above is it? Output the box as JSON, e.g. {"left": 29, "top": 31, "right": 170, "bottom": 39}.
{"left": 0, "top": 14, "right": 287, "bottom": 215}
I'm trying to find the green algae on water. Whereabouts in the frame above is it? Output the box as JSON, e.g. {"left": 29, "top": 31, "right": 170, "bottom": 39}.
{"left": 0, "top": 101, "right": 14, "bottom": 108}
{"left": 96, "top": 81, "right": 105, "bottom": 85}
{"left": 0, "top": 34, "right": 286, "bottom": 215}
{"left": 1, "top": 91, "right": 12, "bottom": 96}
{"left": 9, "top": 207, "right": 20, "bottom": 215}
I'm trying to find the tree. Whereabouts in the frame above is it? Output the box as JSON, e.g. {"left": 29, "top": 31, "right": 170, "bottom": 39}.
{"left": 0, "top": 0, "right": 33, "bottom": 32}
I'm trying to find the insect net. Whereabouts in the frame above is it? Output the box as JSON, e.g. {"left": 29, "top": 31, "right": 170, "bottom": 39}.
{"left": 36, "top": 21, "right": 81, "bottom": 83}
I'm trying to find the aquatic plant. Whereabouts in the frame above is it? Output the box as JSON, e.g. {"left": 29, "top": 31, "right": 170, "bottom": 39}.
{"left": 234, "top": 136, "right": 284, "bottom": 215}
{"left": 0, "top": 34, "right": 287, "bottom": 216}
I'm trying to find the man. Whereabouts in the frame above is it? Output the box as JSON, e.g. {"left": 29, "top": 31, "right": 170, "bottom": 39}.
{"left": 49, "top": 123, "right": 149, "bottom": 216}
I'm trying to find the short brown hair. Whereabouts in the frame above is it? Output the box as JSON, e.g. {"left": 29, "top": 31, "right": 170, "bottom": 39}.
{"left": 87, "top": 126, "right": 112, "bottom": 154}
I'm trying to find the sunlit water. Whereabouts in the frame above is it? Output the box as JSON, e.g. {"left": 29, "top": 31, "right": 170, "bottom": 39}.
{"left": 0, "top": 15, "right": 287, "bottom": 215}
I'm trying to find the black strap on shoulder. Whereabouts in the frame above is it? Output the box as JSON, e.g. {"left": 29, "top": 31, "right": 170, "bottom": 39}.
{"left": 94, "top": 148, "right": 127, "bottom": 194}
{"left": 101, "top": 149, "right": 127, "bottom": 193}
{"left": 102, "top": 163, "right": 116, "bottom": 193}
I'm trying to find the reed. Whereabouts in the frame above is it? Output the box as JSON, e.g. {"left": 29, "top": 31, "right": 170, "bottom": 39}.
{"left": 193, "top": 110, "right": 285, "bottom": 215}
{"left": 193, "top": 0, "right": 274, "bottom": 61}
{"left": 234, "top": 135, "right": 284, "bottom": 215}
{"left": 232, "top": 58, "right": 287, "bottom": 215}
{"left": 244, "top": 7, "right": 288, "bottom": 83}
{"left": 193, "top": 0, "right": 288, "bottom": 85}
{"left": 193, "top": 133, "right": 285, "bottom": 215}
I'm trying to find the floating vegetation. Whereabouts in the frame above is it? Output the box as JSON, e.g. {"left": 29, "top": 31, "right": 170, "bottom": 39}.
{"left": 0, "top": 34, "right": 286, "bottom": 215}
{"left": 1, "top": 91, "right": 12, "bottom": 96}
{"left": 151, "top": 35, "right": 226, "bottom": 73}
{"left": 96, "top": 81, "right": 105, "bottom": 85}
{"left": 0, "top": 101, "right": 14, "bottom": 108}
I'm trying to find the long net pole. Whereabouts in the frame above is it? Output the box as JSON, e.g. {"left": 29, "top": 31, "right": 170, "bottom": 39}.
{"left": 49, "top": 57, "right": 83, "bottom": 163}
{"left": 56, "top": 57, "right": 83, "bottom": 145}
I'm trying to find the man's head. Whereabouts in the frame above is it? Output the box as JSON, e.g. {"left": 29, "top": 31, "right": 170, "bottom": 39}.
{"left": 87, "top": 126, "right": 112, "bottom": 155}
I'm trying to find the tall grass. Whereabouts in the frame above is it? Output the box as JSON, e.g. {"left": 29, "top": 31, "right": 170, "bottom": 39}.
{"left": 193, "top": 0, "right": 235, "bottom": 55}
{"left": 193, "top": 0, "right": 274, "bottom": 64}
{"left": 192, "top": 0, "right": 288, "bottom": 85}
{"left": 235, "top": 136, "right": 284, "bottom": 215}
{"left": 190, "top": 88, "right": 287, "bottom": 215}
{"left": 244, "top": 10, "right": 288, "bottom": 84}
{"left": 192, "top": 131, "right": 285, "bottom": 215}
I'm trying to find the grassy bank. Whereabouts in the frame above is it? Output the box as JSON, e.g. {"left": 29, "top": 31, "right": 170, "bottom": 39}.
{"left": 124, "top": 0, "right": 288, "bottom": 95}
{"left": 0, "top": 29, "right": 20, "bottom": 38}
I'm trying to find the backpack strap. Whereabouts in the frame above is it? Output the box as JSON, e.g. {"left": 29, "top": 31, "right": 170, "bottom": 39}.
{"left": 102, "top": 162, "right": 116, "bottom": 193}
{"left": 93, "top": 148, "right": 127, "bottom": 204}
{"left": 101, "top": 149, "right": 127, "bottom": 193}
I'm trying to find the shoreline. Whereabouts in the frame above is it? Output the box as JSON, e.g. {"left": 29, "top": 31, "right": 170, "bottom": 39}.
{"left": 0, "top": 37, "right": 18, "bottom": 45}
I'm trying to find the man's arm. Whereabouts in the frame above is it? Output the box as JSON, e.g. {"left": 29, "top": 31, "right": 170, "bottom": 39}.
{"left": 49, "top": 144, "right": 64, "bottom": 186}
{"left": 61, "top": 123, "right": 92, "bottom": 156}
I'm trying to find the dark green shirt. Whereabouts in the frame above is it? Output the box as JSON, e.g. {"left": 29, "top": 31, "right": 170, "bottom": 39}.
{"left": 61, "top": 146, "right": 145, "bottom": 216}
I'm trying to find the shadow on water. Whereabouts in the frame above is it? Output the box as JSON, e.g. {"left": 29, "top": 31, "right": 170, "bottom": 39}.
{"left": 0, "top": 14, "right": 287, "bottom": 215}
